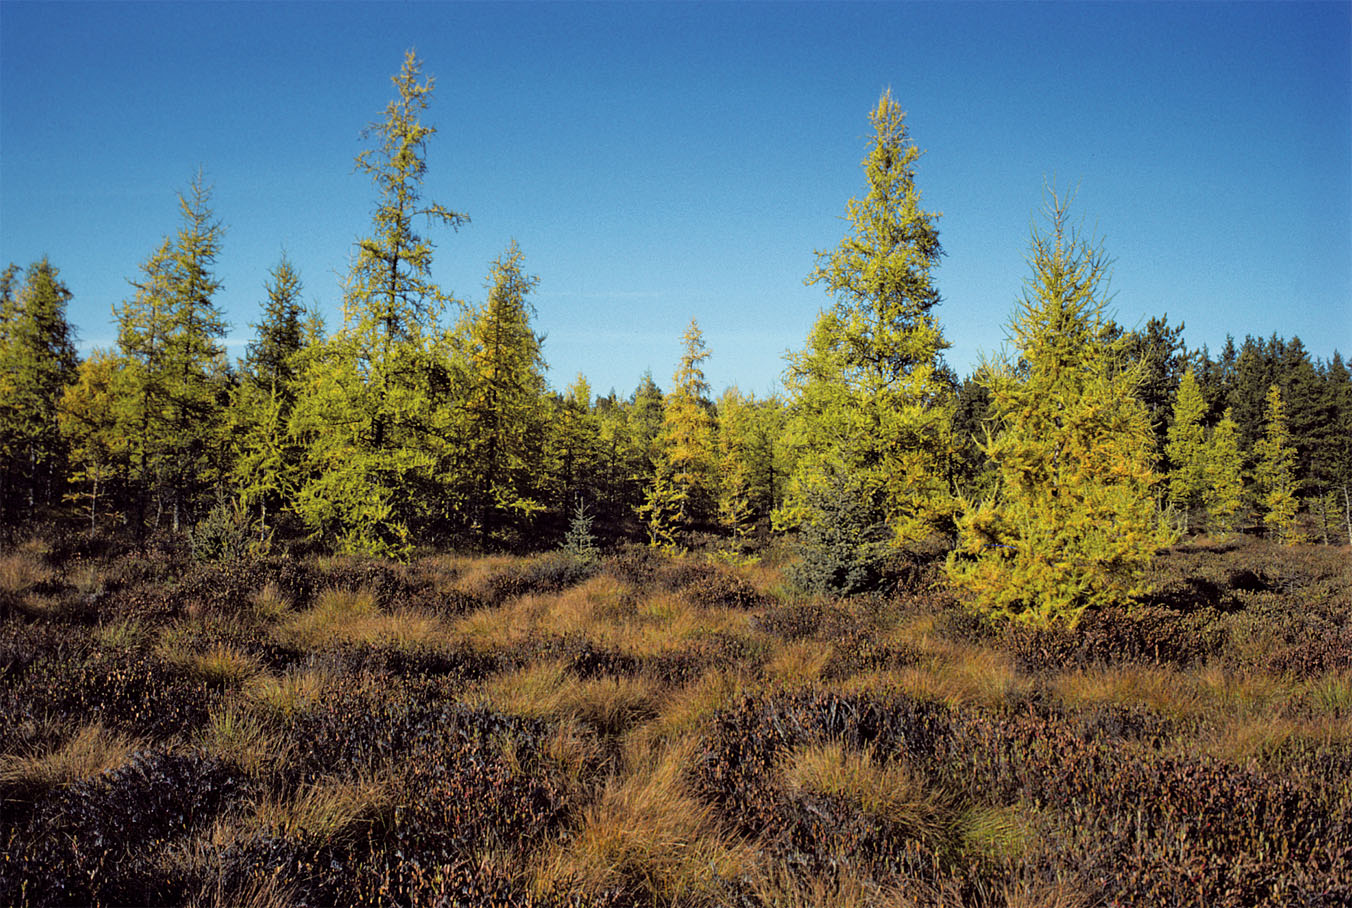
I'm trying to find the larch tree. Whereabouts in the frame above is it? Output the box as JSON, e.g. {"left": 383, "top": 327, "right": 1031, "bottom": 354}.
{"left": 0, "top": 259, "right": 79, "bottom": 524}
{"left": 59, "top": 350, "right": 127, "bottom": 535}
{"left": 1252, "top": 383, "right": 1298, "bottom": 542}
{"left": 457, "top": 242, "right": 548, "bottom": 543}
{"left": 113, "top": 175, "right": 229, "bottom": 534}
{"left": 231, "top": 256, "right": 308, "bottom": 539}
{"left": 644, "top": 319, "right": 718, "bottom": 544}
{"left": 291, "top": 49, "right": 466, "bottom": 557}
{"left": 548, "top": 373, "right": 603, "bottom": 522}
{"left": 946, "top": 190, "right": 1172, "bottom": 627}
{"left": 777, "top": 90, "right": 954, "bottom": 558}
{"left": 1165, "top": 368, "right": 1209, "bottom": 533}
{"left": 1206, "top": 408, "right": 1244, "bottom": 537}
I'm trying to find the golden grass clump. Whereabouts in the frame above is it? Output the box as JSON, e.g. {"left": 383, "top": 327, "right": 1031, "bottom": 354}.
{"left": 245, "top": 667, "right": 329, "bottom": 718}
{"left": 534, "top": 737, "right": 757, "bottom": 903}
{"left": 0, "top": 724, "right": 136, "bottom": 792}
{"left": 0, "top": 546, "right": 53, "bottom": 597}
{"left": 476, "top": 661, "right": 659, "bottom": 736}
{"left": 765, "top": 639, "right": 835, "bottom": 687}
{"left": 780, "top": 740, "right": 942, "bottom": 839}
{"left": 250, "top": 581, "right": 291, "bottom": 621}
{"left": 278, "top": 587, "right": 444, "bottom": 651}
{"left": 1053, "top": 664, "right": 1203, "bottom": 718}
{"left": 202, "top": 701, "right": 291, "bottom": 774}
{"left": 631, "top": 668, "right": 750, "bottom": 752}
{"left": 249, "top": 774, "right": 393, "bottom": 846}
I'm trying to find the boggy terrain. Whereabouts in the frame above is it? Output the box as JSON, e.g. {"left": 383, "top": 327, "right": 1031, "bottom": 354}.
{"left": 1, "top": 536, "right": 1349, "bottom": 907}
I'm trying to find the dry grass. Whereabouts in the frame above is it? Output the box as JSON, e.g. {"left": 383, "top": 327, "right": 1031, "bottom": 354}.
{"left": 1202, "top": 712, "right": 1352, "bottom": 766}
{"left": 781, "top": 739, "right": 943, "bottom": 839}
{"left": 534, "top": 736, "right": 757, "bottom": 904}
{"left": 1053, "top": 664, "right": 1204, "bottom": 718}
{"left": 765, "top": 639, "right": 835, "bottom": 687}
{"left": 630, "top": 668, "right": 751, "bottom": 752}
{"left": 248, "top": 773, "right": 393, "bottom": 846}
{"left": 0, "top": 547, "right": 53, "bottom": 596}
{"left": 277, "top": 587, "right": 445, "bottom": 651}
{"left": 250, "top": 581, "right": 291, "bottom": 621}
{"left": 1001, "top": 876, "right": 1091, "bottom": 908}
{"left": 201, "top": 701, "right": 292, "bottom": 774}
{"left": 475, "top": 661, "right": 660, "bottom": 736}
{"left": 244, "top": 667, "right": 330, "bottom": 718}
{"left": 0, "top": 724, "right": 136, "bottom": 792}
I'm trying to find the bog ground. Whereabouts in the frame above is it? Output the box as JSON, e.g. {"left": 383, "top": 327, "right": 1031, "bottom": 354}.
{"left": 1, "top": 536, "right": 1349, "bottom": 907}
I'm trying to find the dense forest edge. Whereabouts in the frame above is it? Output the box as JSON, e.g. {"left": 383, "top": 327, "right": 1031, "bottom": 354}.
{"left": 1, "top": 51, "right": 1348, "bottom": 588}
{"left": 2, "top": 49, "right": 1351, "bottom": 908}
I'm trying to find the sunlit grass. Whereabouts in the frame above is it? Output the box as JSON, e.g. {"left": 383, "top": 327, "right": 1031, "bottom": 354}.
{"left": 781, "top": 739, "right": 943, "bottom": 839}
{"left": 0, "top": 723, "right": 136, "bottom": 794}
{"left": 201, "top": 700, "right": 291, "bottom": 774}
{"left": 248, "top": 773, "right": 393, "bottom": 846}
{"left": 474, "top": 660, "right": 660, "bottom": 736}
{"left": 276, "top": 587, "right": 447, "bottom": 651}
{"left": 244, "top": 667, "right": 330, "bottom": 719}
{"left": 533, "top": 736, "right": 757, "bottom": 904}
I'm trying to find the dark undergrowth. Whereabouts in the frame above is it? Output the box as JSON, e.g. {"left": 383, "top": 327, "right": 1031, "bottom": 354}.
{"left": 0, "top": 535, "right": 1348, "bottom": 906}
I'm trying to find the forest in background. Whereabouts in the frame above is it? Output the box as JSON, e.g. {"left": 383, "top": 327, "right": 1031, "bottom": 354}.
{"left": 2, "top": 51, "right": 1349, "bottom": 626}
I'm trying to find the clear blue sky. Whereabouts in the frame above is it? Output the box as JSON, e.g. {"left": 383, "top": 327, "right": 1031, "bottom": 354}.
{"left": 3, "top": 1, "right": 1349, "bottom": 399}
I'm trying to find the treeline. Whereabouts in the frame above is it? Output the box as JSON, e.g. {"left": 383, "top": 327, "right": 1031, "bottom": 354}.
{"left": 1, "top": 53, "right": 1348, "bottom": 621}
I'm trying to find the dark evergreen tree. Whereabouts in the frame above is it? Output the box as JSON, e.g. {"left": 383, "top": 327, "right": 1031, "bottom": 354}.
{"left": 0, "top": 259, "right": 79, "bottom": 526}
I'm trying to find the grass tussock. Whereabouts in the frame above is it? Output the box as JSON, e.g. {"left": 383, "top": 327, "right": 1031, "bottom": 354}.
{"left": 0, "top": 547, "right": 53, "bottom": 597}
{"left": 278, "top": 587, "right": 445, "bottom": 651}
{"left": 0, "top": 723, "right": 136, "bottom": 793}
{"left": 1053, "top": 663, "right": 1205, "bottom": 718}
{"left": 534, "top": 736, "right": 757, "bottom": 903}
{"left": 201, "top": 701, "right": 291, "bottom": 774}
{"left": 244, "top": 667, "right": 329, "bottom": 718}
{"left": 476, "top": 660, "right": 660, "bottom": 735}
{"left": 248, "top": 773, "right": 394, "bottom": 845}
{"left": 781, "top": 739, "right": 942, "bottom": 839}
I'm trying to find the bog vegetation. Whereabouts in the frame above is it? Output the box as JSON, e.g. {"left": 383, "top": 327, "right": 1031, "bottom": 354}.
{"left": 1, "top": 51, "right": 1349, "bottom": 906}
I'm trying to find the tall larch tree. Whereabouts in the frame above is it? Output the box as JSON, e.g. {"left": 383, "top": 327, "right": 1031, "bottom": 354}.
{"left": 113, "top": 176, "right": 229, "bottom": 534}
{"left": 1252, "top": 383, "right": 1298, "bottom": 542}
{"left": 946, "top": 190, "right": 1171, "bottom": 627}
{"left": 291, "top": 49, "right": 467, "bottom": 557}
{"left": 0, "top": 259, "right": 79, "bottom": 525}
{"left": 164, "top": 174, "right": 231, "bottom": 529}
{"left": 1207, "top": 408, "right": 1244, "bottom": 537}
{"left": 1164, "top": 368, "right": 1209, "bottom": 533}
{"left": 778, "top": 90, "right": 954, "bottom": 554}
{"left": 647, "top": 319, "right": 719, "bottom": 539}
{"left": 231, "top": 256, "right": 308, "bottom": 538}
{"left": 457, "top": 242, "right": 548, "bottom": 543}
{"left": 59, "top": 350, "right": 127, "bottom": 535}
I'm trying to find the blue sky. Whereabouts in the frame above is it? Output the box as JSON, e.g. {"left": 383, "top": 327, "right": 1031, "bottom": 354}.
{"left": 3, "top": 1, "right": 1348, "bottom": 398}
